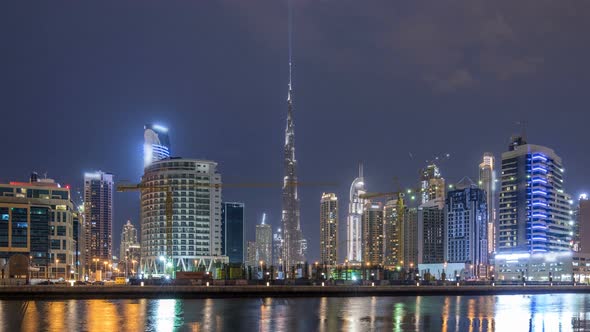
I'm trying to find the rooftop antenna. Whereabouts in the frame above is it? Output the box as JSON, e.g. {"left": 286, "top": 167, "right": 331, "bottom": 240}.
{"left": 287, "top": 0, "right": 293, "bottom": 97}
{"left": 516, "top": 120, "right": 527, "bottom": 140}
{"left": 359, "top": 162, "right": 364, "bottom": 179}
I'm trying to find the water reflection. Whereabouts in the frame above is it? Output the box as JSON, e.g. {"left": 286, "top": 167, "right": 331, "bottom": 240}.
{"left": 1, "top": 294, "right": 590, "bottom": 331}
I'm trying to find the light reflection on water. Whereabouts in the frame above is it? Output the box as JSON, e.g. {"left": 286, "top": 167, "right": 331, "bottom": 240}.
{"left": 1, "top": 294, "right": 590, "bottom": 331}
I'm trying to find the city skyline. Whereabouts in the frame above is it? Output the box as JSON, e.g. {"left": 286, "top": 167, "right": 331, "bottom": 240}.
{"left": 2, "top": 1, "right": 590, "bottom": 262}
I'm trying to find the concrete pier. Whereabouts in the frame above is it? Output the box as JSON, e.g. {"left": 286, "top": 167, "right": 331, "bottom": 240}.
{"left": 1, "top": 285, "right": 589, "bottom": 300}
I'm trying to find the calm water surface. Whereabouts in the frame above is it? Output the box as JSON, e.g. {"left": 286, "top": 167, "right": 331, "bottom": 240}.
{"left": 1, "top": 294, "right": 590, "bottom": 331}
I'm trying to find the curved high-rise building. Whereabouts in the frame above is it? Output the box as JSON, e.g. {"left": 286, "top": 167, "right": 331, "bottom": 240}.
{"left": 140, "top": 158, "right": 225, "bottom": 275}
{"left": 144, "top": 124, "right": 171, "bottom": 168}
{"left": 347, "top": 164, "right": 366, "bottom": 263}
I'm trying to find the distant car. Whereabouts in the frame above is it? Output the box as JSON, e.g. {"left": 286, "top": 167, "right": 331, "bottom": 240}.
{"left": 92, "top": 281, "right": 104, "bottom": 286}
{"left": 37, "top": 280, "right": 54, "bottom": 285}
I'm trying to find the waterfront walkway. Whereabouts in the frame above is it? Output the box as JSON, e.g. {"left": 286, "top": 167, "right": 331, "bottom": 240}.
{"left": 1, "top": 285, "right": 589, "bottom": 300}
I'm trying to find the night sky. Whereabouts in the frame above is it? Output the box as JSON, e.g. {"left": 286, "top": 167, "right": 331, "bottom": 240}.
{"left": 2, "top": 1, "right": 590, "bottom": 262}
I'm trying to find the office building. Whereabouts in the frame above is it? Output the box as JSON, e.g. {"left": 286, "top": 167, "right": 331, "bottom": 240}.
{"left": 347, "top": 164, "right": 366, "bottom": 263}
{"left": 0, "top": 174, "right": 77, "bottom": 280}
{"left": 221, "top": 202, "right": 245, "bottom": 264}
{"left": 84, "top": 171, "right": 114, "bottom": 269}
{"left": 320, "top": 193, "right": 338, "bottom": 266}
{"left": 73, "top": 208, "right": 86, "bottom": 278}
{"left": 498, "top": 136, "right": 573, "bottom": 253}
{"left": 363, "top": 202, "right": 384, "bottom": 266}
{"left": 445, "top": 184, "right": 488, "bottom": 269}
{"left": 140, "top": 158, "right": 226, "bottom": 275}
{"left": 479, "top": 153, "right": 497, "bottom": 254}
{"left": 383, "top": 196, "right": 404, "bottom": 267}
{"left": 246, "top": 241, "right": 258, "bottom": 268}
{"left": 576, "top": 195, "right": 590, "bottom": 253}
{"left": 144, "top": 124, "right": 171, "bottom": 168}
{"left": 417, "top": 200, "right": 445, "bottom": 264}
{"left": 402, "top": 207, "right": 418, "bottom": 269}
{"left": 255, "top": 216, "right": 272, "bottom": 265}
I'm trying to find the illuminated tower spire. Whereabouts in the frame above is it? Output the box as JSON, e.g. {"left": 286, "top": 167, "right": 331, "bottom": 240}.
{"left": 281, "top": 2, "right": 305, "bottom": 275}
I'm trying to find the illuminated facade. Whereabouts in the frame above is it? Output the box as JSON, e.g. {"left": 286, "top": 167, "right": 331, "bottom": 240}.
{"left": 498, "top": 136, "right": 573, "bottom": 253}
{"left": 144, "top": 124, "right": 171, "bottom": 168}
{"left": 320, "top": 193, "right": 338, "bottom": 266}
{"left": 0, "top": 175, "right": 78, "bottom": 280}
{"left": 383, "top": 196, "right": 404, "bottom": 267}
{"left": 84, "top": 171, "right": 114, "bottom": 266}
{"left": 140, "top": 158, "right": 226, "bottom": 275}
{"left": 347, "top": 164, "right": 366, "bottom": 263}
{"left": 255, "top": 217, "right": 272, "bottom": 265}
{"left": 420, "top": 164, "right": 445, "bottom": 205}
{"left": 362, "top": 202, "right": 384, "bottom": 266}
{"left": 281, "top": 65, "right": 305, "bottom": 273}
{"left": 479, "top": 152, "right": 497, "bottom": 254}
{"left": 119, "top": 220, "right": 139, "bottom": 263}
{"left": 272, "top": 228, "right": 283, "bottom": 267}
{"left": 445, "top": 184, "right": 488, "bottom": 267}
{"left": 494, "top": 251, "right": 590, "bottom": 282}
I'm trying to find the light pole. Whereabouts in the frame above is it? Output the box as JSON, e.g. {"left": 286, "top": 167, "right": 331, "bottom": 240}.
{"left": 55, "top": 258, "right": 59, "bottom": 279}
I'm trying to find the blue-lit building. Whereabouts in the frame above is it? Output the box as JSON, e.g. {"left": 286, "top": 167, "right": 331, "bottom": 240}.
{"left": 144, "top": 124, "right": 171, "bottom": 168}
{"left": 221, "top": 202, "right": 245, "bottom": 264}
{"left": 498, "top": 136, "right": 573, "bottom": 253}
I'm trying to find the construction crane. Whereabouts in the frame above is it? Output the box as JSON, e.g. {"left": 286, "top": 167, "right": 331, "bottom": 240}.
{"left": 359, "top": 187, "right": 421, "bottom": 201}
{"left": 117, "top": 181, "right": 335, "bottom": 269}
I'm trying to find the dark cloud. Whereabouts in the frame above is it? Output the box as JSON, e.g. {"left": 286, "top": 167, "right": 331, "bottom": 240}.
{"left": 222, "top": 0, "right": 590, "bottom": 92}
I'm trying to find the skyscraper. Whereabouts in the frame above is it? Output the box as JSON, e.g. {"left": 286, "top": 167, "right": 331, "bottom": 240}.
{"left": 445, "top": 183, "right": 488, "bottom": 268}
{"left": 347, "top": 164, "right": 366, "bottom": 263}
{"left": 479, "top": 152, "right": 497, "bottom": 254}
{"left": 574, "top": 195, "right": 590, "bottom": 253}
{"left": 119, "top": 220, "right": 139, "bottom": 262}
{"left": 402, "top": 207, "right": 418, "bottom": 269}
{"left": 498, "top": 136, "right": 573, "bottom": 253}
{"left": 221, "top": 202, "right": 245, "bottom": 264}
{"left": 320, "top": 193, "right": 338, "bottom": 266}
{"left": 84, "top": 171, "right": 114, "bottom": 267}
{"left": 281, "top": 63, "right": 305, "bottom": 274}
{"left": 417, "top": 200, "right": 445, "bottom": 264}
{"left": 140, "top": 158, "right": 225, "bottom": 275}
{"left": 362, "top": 202, "right": 384, "bottom": 266}
{"left": 272, "top": 228, "right": 284, "bottom": 267}
{"left": 420, "top": 164, "right": 445, "bottom": 205}
{"left": 383, "top": 196, "right": 404, "bottom": 267}
{"left": 246, "top": 241, "right": 258, "bottom": 268}
{"left": 256, "top": 215, "right": 272, "bottom": 265}
{"left": 144, "top": 124, "right": 171, "bottom": 168}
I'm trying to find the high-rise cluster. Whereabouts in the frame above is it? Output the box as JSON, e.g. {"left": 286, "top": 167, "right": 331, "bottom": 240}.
{"left": 333, "top": 135, "right": 576, "bottom": 281}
